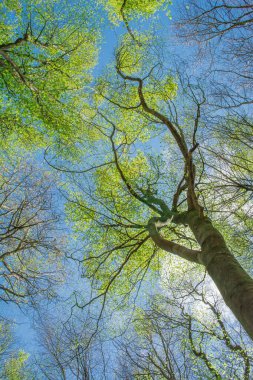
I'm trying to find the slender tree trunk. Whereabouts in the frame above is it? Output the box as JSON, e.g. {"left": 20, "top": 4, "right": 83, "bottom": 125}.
{"left": 182, "top": 211, "right": 253, "bottom": 340}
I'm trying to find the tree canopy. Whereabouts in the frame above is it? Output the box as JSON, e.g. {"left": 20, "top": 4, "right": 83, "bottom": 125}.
{"left": 0, "top": 0, "right": 98, "bottom": 149}
{"left": 0, "top": 0, "right": 253, "bottom": 379}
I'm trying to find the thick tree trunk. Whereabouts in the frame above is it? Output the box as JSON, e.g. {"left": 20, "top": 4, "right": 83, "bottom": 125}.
{"left": 183, "top": 211, "right": 253, "bottom": 340}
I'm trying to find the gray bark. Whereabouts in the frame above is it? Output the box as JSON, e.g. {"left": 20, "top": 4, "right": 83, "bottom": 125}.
{"left": 149, "top": 210, "right": 253, "bottom": 340}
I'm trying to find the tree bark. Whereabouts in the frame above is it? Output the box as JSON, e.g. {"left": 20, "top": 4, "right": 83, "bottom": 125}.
{"left": 175, "top": 210, "right": 253, "bottom": 340}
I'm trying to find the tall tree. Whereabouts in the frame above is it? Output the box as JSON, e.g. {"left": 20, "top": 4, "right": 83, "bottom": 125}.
{"left": 32, "top": 307, "right": 108, "bottom": 380}
{"left": 0, "top": 152, "right": 64, "bottom": 304}
{"left": 63, "top": 30, "right": 253, "bottom": 341}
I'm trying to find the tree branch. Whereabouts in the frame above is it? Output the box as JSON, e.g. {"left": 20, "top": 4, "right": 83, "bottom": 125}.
{"left": 147, "top": 217, "right": 201, "bottom": 264}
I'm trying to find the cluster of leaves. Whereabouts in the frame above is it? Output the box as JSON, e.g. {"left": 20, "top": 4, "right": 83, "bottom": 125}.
{"left": 99, "top": 0, "right": 171, "bottom": 25}
{"left": 0, "top": 0, "right": 98, "bottom": 150}
{"left": 0, "top": 319, "right": 33, "bottom": 380}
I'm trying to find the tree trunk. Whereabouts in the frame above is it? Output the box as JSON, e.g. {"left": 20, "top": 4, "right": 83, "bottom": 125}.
{"left": 183, "top": 211, "right": 253, "bottom": 340}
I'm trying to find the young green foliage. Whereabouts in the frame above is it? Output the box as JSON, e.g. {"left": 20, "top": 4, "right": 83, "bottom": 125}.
{"left": 99, "top": 0, "right": 171, "bottom": 25}
{"left": 0, "top": 0, "right": 98, "bottom": 149}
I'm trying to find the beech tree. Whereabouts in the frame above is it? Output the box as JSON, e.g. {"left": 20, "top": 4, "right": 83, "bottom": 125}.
{"left": 63, "top": 28, "right": 253, "bottom": 341}
{"left": 0, "top": 152, "right": 64, "bottom": 304}
{"left": 31, "top": 306, "right": 109, "bottom": 380}
{"left": 176, "top": 0, "right": 253, "bottom": 197}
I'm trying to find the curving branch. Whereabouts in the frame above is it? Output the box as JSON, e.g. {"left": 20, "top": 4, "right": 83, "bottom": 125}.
{"left": 120, "top": 0, "right": 142, "bottom": 46}
{"left": 116, "top": 66, "right": 202, "bottom": 212}
{"left": 147, "top": 216, "right": 201, "bottom": 264}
